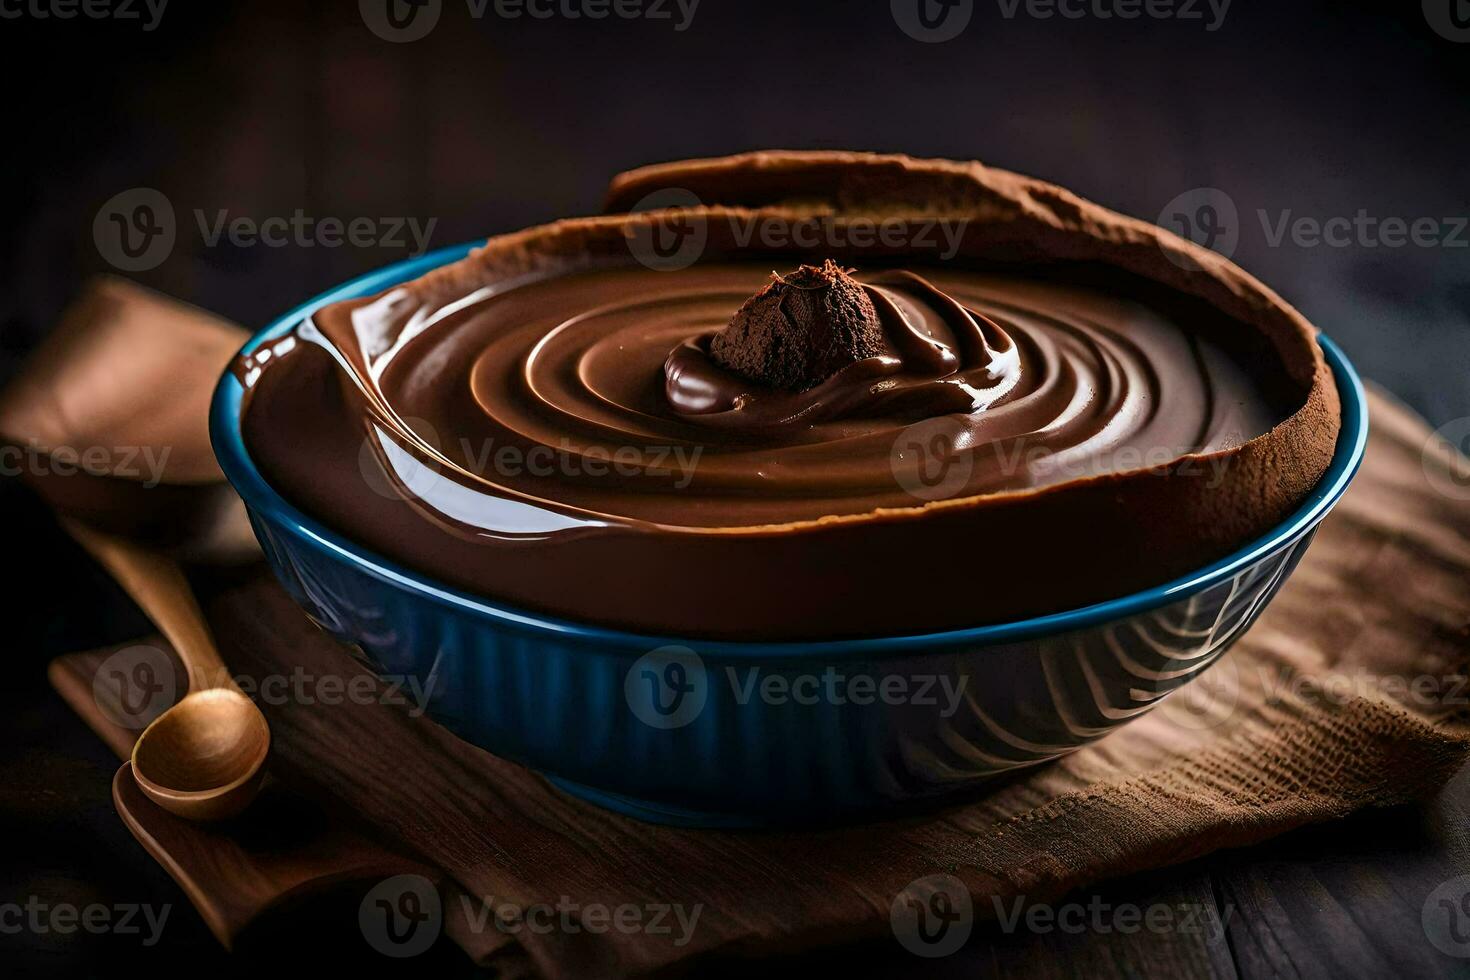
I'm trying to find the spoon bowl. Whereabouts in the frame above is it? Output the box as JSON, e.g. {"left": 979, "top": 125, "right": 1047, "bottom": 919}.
{"left": 131, "top": 688, "right": 270, "bottom": 821}
{"left": 60, "top": 519, "right": 272, "bottom": 821}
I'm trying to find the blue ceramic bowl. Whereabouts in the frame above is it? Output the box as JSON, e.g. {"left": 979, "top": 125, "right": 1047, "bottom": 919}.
{"left": 211, "top": 243, "right": 1369, "bottom": 827}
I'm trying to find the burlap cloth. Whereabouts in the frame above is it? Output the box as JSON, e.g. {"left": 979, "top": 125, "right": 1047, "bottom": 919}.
{"left": 181, "top": 385, "right": 1470, "bottom": 977}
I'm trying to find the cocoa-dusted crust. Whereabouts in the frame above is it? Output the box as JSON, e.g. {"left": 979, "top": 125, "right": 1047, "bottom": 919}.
{"left": 251, "top": 152, "right": 1341, "bottom": 639}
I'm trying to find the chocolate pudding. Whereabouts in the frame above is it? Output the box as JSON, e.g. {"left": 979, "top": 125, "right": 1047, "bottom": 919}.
{"left": 233, "top": 152, "right": 1341, "bottom": 639}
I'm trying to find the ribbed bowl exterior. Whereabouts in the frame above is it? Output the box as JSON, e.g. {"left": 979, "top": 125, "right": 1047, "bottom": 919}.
{"left": 248, "top": 506, "right": 1316, "bottom": 825}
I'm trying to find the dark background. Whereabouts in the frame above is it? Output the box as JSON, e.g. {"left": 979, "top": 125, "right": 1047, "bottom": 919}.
{"left": 2, "top": 0, "right": 1468, "bottom": 974}
{"left": 4, "top": 0, "right": 1468, "bottom": 424}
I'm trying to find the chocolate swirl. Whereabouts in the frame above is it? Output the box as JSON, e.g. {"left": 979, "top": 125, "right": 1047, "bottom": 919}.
{"left": 241, "top": 263, "right": 1278, "bottom": 532}
{"left": 664, "top": 271, "right": 1021, "bottom": 432}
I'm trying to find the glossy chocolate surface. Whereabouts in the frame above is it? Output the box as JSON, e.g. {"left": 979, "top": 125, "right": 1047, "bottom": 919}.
{"left": 237, "top": 261, "right": 1294, "bottom": 638}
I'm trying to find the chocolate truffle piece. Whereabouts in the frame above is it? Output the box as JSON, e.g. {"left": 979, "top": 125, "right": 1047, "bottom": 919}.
{"left": 710, "top": 260, "right": 884, "bottom": 391}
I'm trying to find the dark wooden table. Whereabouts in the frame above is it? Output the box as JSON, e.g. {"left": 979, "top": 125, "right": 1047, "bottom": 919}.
{"left": 3, "top": 1, "right": 1468, "bottom": 975}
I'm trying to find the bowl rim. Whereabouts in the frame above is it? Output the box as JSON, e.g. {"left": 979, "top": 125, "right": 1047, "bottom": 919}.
{"left": 210, "top": 241, "right": 1370, "bottom": 656}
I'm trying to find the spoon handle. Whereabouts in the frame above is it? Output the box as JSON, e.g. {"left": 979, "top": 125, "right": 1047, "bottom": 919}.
{"left": 64, "top": 519, "right": 239, "bottom": 695}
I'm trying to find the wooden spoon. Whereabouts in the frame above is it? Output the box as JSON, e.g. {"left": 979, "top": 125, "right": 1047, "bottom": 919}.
{"left": 66, "top": 519, "right": 270, "bottom": 821}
